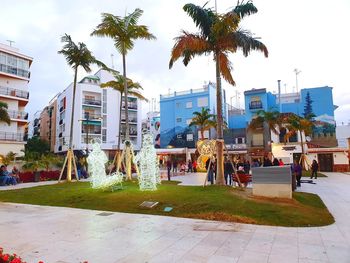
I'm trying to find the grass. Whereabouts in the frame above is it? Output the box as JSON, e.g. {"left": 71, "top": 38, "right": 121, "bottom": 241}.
{"left": 0, "top": 181, "right": 334, "bottom": 227}
{"left": 302, "top": 170, "right": 327, "bottom": 178}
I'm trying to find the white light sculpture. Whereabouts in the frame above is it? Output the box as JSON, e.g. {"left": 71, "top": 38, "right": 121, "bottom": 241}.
{"left": 134, "top": 132, "right": 161, "bottom": 191}
{"left": 87, "top": 140, "right": 123, "bottom": 189}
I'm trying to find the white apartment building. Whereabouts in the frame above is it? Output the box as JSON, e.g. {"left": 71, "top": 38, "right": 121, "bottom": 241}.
{"left": 0, "top": 43, "right": 32, "bottom": 156}
{"left": 55, "top": 69, "right": 142, "bottom": 155}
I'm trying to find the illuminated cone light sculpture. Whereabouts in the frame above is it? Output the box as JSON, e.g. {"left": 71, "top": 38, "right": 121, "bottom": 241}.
{"left": 134, "top": 132, "right": 161, "bottom": 191}
{"left": 87, "top": 139, "right": 123, "bottom": 189}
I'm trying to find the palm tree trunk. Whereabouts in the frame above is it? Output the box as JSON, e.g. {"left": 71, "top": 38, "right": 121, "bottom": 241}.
{"left": 67, "top": 66, "right": 78, "bottom": 182}
{"left": 122, "top": 51, "right": 132, "bottom": 180}
{"left": 117, "top": 92, "right": 123, "bottom": 150}
{"left": 299, "top": 130, "right": 305, "bottom": 169}
{"left": 215, "top": 51, "right": 225, "bottom": 185}
{"left": 122, "top": 53, "right": 129, "bottom": 140}
{"left": 200, "top": 129, "right": 204, "bottom": 140}
{"left": 69, "top": 67, "right": 78, "bottom": 149}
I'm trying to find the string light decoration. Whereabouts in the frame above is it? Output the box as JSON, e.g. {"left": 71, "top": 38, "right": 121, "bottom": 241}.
{"left": 87, "top": 139, "right": 123, "bottom": 189}
{"left": 134, "top": 132, "right": 161, "bottom": 191}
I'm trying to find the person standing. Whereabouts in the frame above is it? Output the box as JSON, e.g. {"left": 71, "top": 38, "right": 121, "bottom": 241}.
{"left": 294, "top": 161, "right": 302, "bottom": 187}
{"left": 187, "top": 159, "right": 193, "bottom": 173}
{"left": 311, "top": 160, "right": 319, "bottom": 179}
{"left": 279, "top": 159, "right": 284, "bottom": 166}
{"left": 224, "top": 157, "right": 233, "bottom": 185}
{"left": 166, "top": 159, "right": 172, "bottom": 181}
{"left": 172, "top": 159, "right": 178, "bottom": 175}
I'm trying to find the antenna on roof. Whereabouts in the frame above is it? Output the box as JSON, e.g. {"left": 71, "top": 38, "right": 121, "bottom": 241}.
{"left": 294, "top": 68, "right": 301, "bottom": 93}
{"left": 6, "top": 40, "right": 15, "bottom": 47}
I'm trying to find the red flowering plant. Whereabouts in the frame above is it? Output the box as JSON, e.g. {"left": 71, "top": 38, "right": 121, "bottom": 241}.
{"left": 0, "top": 247, "right": 44, "bottom": 263}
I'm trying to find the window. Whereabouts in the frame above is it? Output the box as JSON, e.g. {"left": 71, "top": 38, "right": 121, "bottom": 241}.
{"left": 102, "top": 90, "right": 107, "bottom": 114}
{"left": 236, "top": 137, "right": 245, "bottom": 144}
{"left": 252, "top": 133, "right": 263, "bottom": 146}
{"left": 186, "top": 101, "right": 192, "bottom": 108}
{"left": 176, "top": 102, "right": 181, "bottom": 108}
{"left": 186, "top": 134, "right": 193, "bottom": 141}
{"left": 102, "top": 129, "right": 107, "bottom": 143}
{"left": 102, "top": 116, "right": 107, "bottom": 128}
{"left": 197, "top": 97, "right": 208, "bottom": 107}
{"left": 186, "top": 119, "right": 192, "bottom": 125}
{"left": 176, "top": 117, "right": 182, "bottom": 123}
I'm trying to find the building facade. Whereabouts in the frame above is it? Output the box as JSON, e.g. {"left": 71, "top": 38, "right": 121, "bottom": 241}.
{"left": 55, "top": 69, "right": 142, "bottom": 156}
{"left": 159, "top": 82, "right": 227, "bottom": 149}
{"left": 0, "top": 43, "right": 32, "bottom": 156}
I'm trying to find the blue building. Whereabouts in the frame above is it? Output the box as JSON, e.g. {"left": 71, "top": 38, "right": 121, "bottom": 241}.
{"left": 160, "top": 83, "right": 227, "bottom": 148}
{"left": 241, "top": 86, "right": 337, "bottom": 148}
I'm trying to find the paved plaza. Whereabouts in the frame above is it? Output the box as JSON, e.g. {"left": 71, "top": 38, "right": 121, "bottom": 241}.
{"left": 0, "top": 172, "right": 350, "bottom": 262}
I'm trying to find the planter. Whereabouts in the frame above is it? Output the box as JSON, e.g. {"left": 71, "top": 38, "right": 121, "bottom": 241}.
{"left": 34, "top": 171, "right": 40, "bottom": 182}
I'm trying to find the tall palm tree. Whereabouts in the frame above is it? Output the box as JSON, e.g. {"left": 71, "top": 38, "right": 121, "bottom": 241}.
{"left": 100, "top": 73, "right": 147, "bottom": 152}
{"left": 91, "top": 9, "right": 156, "bottom": 141}
{"left": 0, "top": 102, "right": 11, "bottom": 125}
{"left": 169, "top": 2, "right": 268, "bottom": 185}
{"left": 58, "top": 34, "right": 107, "bottom": 182}
{"left": 189, "top": 108, "right": 216, "bottom": 140}
{"left": 285, "top": 115, "right": 313, "bottom": 168}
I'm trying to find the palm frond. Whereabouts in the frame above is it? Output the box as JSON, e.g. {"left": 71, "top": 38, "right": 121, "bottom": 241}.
{"left": 217, "top": 52, "right": 235, "bottom": 86}
{"left": 232, "top": 1, "right": 258, "bottom": 19}
{"left": 233, "top": 29, "right": 268, "bottom": 57}
{"left": 169, "top": 31, "right": 209, "bottom": 68}
{"left": 183, "top": 4, "right": 215, "bottom": 37}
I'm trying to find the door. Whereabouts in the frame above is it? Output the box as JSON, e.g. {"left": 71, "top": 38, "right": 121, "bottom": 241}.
{"left": 318, "top": 153, "right": 333, "bottom": 172}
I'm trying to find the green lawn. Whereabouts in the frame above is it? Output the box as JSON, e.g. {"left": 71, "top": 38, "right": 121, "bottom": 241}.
{"left": 0, "top": 181, "right": 334, "bottom": 227}
{"left": 302, "top": 170, "right": 327, "bottom": 178}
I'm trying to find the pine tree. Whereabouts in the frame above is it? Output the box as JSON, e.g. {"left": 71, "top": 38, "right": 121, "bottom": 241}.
{"left": 303, "top": 92, "right": 315, "bottom": 120}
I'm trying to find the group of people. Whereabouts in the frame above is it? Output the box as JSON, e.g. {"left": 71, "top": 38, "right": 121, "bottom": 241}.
{"left": 0, "top": 165, "right": 20, "bottom": 186}
{"left": 166, "top": 159, "right": 198, "bottom": 181}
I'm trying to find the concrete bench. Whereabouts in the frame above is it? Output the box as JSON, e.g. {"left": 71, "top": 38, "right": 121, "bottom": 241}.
{"left": 251, "top": 166, "right": 292, "bottom": 199}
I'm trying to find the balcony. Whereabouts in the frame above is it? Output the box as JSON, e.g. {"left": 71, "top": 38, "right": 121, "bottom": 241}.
{"left": 122, "top": 103, "right": 138, "bottom": 110}
{"left": 82, "top": 112, "right": 102, "bottom": 120}
{"left": 0, "top": 86, "right": 29, "bottom": 100}
{"left": 249, "top": 101, "right": 263, "bottom": 110}
{"left": 82, "top": 98, "right": 101, "bottom": 106}
{"left": 7, "top": 110, "right": 28, "bottom": 121}
{"left": 121, "top": 118, "right": 137, "bottom": 123}
{"left": 0, "top": 63, "right": 30, "bottom": 79}
{"left": 82, "top": 129, "right": 101, "bottom": 135}
{"left": 0, "top": 132, "right": 27, "bottom": 142}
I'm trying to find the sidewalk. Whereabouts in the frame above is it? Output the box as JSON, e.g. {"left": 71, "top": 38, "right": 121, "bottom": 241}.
{"left": 0, "top": 173, "right": 349, "bottom": 262}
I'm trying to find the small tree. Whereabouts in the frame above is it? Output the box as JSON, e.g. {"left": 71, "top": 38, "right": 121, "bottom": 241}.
{"left": 303, "top": 92, "right": 315, "bottom": 120}
{"left": 25, "top": 137, "right": 50, "bottom": 156}
{"left": 0, "top": 101, "right": 11, "bottom": 125}
{"left": 189, "top": 108, "right": 216, "bottom": 140}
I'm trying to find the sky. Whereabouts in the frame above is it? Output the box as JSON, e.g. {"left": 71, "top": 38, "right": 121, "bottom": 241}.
{"left": 1, "top": 0, "right": 349, "bottom": 124}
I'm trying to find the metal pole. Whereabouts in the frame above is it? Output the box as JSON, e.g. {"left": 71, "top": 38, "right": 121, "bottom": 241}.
{"left": 278, "top": 80, "right": 282, "bottom": 113}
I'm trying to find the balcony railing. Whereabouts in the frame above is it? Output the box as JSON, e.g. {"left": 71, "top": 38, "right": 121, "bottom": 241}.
{"left": 83, "top": 112, "right": 102, "bottom": 120}
{"left": 0, "top": 132, "right": 27, "bottom": 142}
{"left": 122, "top": 103, "right": 137, "bottom": 110}
{"left": 82, "top": 98, "right": 101, "bottom": 106}
{"left": 121, "top": 118, "right": 137, "bottom": 123}
{"left": 82, "top": 129, "right": 102, "bottom": 134}
{"left": 249, "top": 101, "right": 263, "bottom": 110}
{"left": 0, "top": 86, "right": 29, "bottom": 99}
{"left": 0, "top": 64, "right": 30, "bottom": 79}
{"left": 7, "top": 110, "right": 28, "bottom": 120}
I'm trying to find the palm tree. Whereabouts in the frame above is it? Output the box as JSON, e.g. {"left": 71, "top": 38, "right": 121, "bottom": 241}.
{"left": 58, "top": 34, "right": 107, "bottom": 182}
{"left": 169, "top": 2, "right": 268, "bottom": 185}
{"left": 248, "top": 110, "right": 281, "bottom": 154}
{"left": 248, "top": 110, "right": 282, "bottom": 135}
{"left": 100, "top": 73, "right": 147, "bottom": 165}
{"left": 91, "top": 9, "right": 156, "bottom": 141}
{"left": 285, "top": 115, "right": 313, "bottom": 168}
{"left": 189, "top": 108, "right": 216, "bottom": 140}
{"left": 0, "top": 151, "right": 16, "bottom": 166}
{"left": 0, "top": 102, "right": 11, "bottom": 125}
